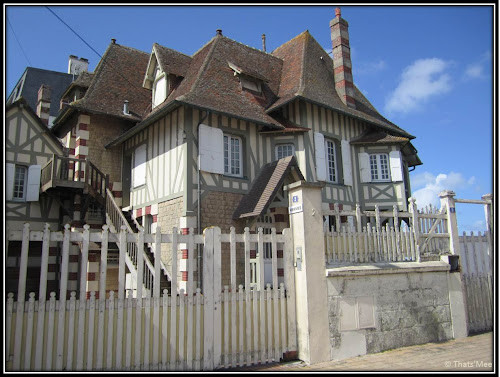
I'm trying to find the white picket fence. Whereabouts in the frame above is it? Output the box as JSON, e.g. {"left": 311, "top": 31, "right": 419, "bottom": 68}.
{"left": 324, "top": 202, "right": 450, "bottom": 264}
{"left": 5, "top": 224, "right": 297, "bottom": 371}
{"left": 458, "top": 231, "right": 493, "bottom": 334}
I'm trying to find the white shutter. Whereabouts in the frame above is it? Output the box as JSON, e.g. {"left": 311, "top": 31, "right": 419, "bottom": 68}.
{"left": 359, "top": 153, "right": 371, "bottom": 183}
{"left": 6, "top": 163, "right": 15, "bottom": 201}
{"left": 389, "top": 151, "right": 403, "bottom": 182}
{"left": 26, "top": 165, "right": 41, "bottom": 202}
{"left": 341, "top": 140, "right": 353, "bottom": 186}
{"left": 153, "top": 76, "right": 166, "bottom": 107}
{"left": 314, "top": 132, "right": 326, "bottom": 181}
{"left": 133, "top": 144, "right": 147, "bottom": 187}
{"left": 199, "top": 124, "right": 224, "bottom": 175}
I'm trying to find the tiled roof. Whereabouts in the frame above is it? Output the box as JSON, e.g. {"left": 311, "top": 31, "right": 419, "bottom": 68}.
{"left": 153, "top": 43, "right": 192, "bottom": 78}
{"left": 350, "top": 130, "right": 410, "bottom": 144}
{"left": 269, "top": 31, "right": 414, "bottom": 138}
{"left": 232, "top": 156, "right": 304, "bottom": 220}
{"left": 66, "top": 42, "right": 151, "bottom": 122}
{"left": 6, "top": 67, "right": 74, "bottom": 120}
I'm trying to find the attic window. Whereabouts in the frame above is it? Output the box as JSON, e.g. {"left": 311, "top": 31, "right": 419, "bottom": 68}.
{"left": 240, "top": 76, "right": 261, "bottom": 93}
{"left": 152, "top": 66, "right": 167, "bottom": 108}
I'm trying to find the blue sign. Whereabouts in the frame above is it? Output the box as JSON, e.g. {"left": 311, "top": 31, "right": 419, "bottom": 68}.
{"left": 450, "top": 207, "right": 455, "bottom": 213}
{"left": 292, "top": 195, "right": 299, "bottom": 203}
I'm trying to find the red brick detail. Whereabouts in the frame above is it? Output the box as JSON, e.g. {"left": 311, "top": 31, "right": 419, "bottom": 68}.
{"left": 282, "top": 351, "right": 298, "bottom": 362}
{"left": 76, "top": 138, "right": 87, "bottom": 147}
{"left": 49, "top": 247, "right": 58, "bottom": 256}
{"left": 181, "top": 228, "right": 190, "bottom": 235}
{"left": 278, "top": 268, "right": 284, "bottom": 277}
{"left": 87, "top": 272, "right": 96, "bottom": 281}
{"left": 181, "top": 271, "right": 188, "bottom": 281}
{"left": 75, "top": 170, "right": 85, "bottom": 179}
{"left": 331, "top": 36, "right": 350, "bottom": 48}
{"left": 341, "top": 216, "right": 347, "bottom": 223}
{"left": 274, "top": 214, "right": 285, "bottom": 222}
{"left": 334, "top": 65, "right": 352, "bottom": 75}
{"left": 329, "top": 203, "right": 335, "bottom": 210}
{"left": 136, "top": 208, "right": 142, "bottom": 217}
{"left": 89, "top": 224, "right": 102, "bottom": 229}
{"left": 78, "top": 123, "right": 89, "bottom": 130}
{"left": 181, "top": 249, "right": 189, "bottom": 259}
{"left": 152, "top": 215, "right": 158, "bottom": 223}
{"left": 338, "top": 204, "right": 343, "bottom": 211}
{"left": 277, "top": 249, "right": 283, "bottom": 258}
{"left": 71, "top": 221, "right": 83, "bottom": 228}
{"left": 145, "top": 206, "right": 151, "bottom": 215}
{"left": 250, "top": 250, "right": 257, "bottom": 259}
{"left": 86, "top": 291, "right": 98, "bottom": 300}
{"left": 346, "top": 96, "right": 356, "bottom": 106}
{"left": 69, "top": 148, "right": 75, "bottom": 156}
{"left": 68, "top": 272, "right": 78, "bottom": 280}
{"left": 48, "top": 264, "right": 58, "bottom": 272}
{"left": 68, "top": 162, "right": 75, "bottom": 170}
{"left": 69, "top": 255, "right": 79, "bottom": 263}
{"left": 88, "top": 254, "right": 97, "bottom": 262}
{"left": 335, "top": 80, "right": 354, "bottom": 89}
{"left": 112, "top": 191, "right": 122, "bottom": 198}
{"left": 270, "top": 207, "right": 276, "bottom": 213}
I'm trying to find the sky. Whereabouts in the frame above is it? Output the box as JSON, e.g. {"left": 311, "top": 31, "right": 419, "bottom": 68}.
{"left": 4, "top": 4, "right": 496, "bottom": 233}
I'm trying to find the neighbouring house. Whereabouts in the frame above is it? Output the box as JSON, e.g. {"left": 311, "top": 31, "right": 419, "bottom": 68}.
{"left": 9, "top": 7, "right": 422, "bottom": 298}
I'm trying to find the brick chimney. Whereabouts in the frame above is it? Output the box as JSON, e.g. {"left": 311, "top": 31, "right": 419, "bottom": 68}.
{"left": 330, "top": 7, "right": 356, "bottom": 109}
{"left": 36, "top": 85, "right": 51, "bottom": 126}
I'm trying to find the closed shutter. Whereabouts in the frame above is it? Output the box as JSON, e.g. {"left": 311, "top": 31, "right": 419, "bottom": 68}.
{"left": 341, "top": 140, "right": 353, "bottom": 186}
{"left": 389, "top": 151, "right": 403, "bottom": 182}
{"left": 199, "top": 124, "right": 224, "bottom": 175}
{"left": 133, "top": 144, "right": 147, "bottom": 187}
{"left": 359, "top": 153, "right": 371, "bottom": 183}
{"left": 6, "top": 163, "right": 15, "bottom": 201}
{"left": 314, "top": 132, "right": 326, "bottom": 181}
{"left": 26, "top": 165, "right": 41, "bottom": 201}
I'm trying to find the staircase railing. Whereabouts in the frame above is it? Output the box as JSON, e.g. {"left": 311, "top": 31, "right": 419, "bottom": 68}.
{"left": 105, "top": 189, "right": 168, "bottom": 295}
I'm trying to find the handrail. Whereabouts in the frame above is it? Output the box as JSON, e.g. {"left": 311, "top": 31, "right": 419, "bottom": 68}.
{"left": 105, "top": 189, "right": 170, "bottom": 291}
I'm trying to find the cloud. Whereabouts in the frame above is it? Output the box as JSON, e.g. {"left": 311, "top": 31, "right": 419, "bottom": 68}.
{"left": 463, "top": 51, "right": 491, "bottom": 80}
{"left": 384, "top": 58, "right": 452, "bottom": 115}
{"left": 411, "top": 171, "right": 474, "bottom": 209}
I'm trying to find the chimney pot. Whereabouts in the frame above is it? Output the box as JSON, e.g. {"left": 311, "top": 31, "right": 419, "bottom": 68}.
{"left": 216, "top": 29, "right": 222, "bottom": 36}
{"left": 262, "top": 34, "right": 266, "bottom": 52}
{"left": 123, "top": 100, "right": 129, "bottom": 115}
{"left": 335, "top": 7, "right": 341, "bottom": 17}
{"left": 111, "top": 38, "right": 116, "bottom": 44}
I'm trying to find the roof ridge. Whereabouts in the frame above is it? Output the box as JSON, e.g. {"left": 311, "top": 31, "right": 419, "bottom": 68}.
{"left": 297, "top": 30, "right": 310, "bottom": 96}
{"left": 219, "top": 34, "right": 283, "bottom": 62}
{"left": 271, "top": 30, "right": 310, "bottom": 55}
{"left": 153, "top": 42, "right": 193, "bottom": 59}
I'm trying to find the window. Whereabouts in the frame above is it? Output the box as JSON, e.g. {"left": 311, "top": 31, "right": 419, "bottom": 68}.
{"left": 240, "top": 77, "right": 262, "bottom": 93}
{"left": 133, "top": 144, "right": 147, "bottom": 187}
{"left": 13, "top": 166, "right": 27, "bottom": 201}
{"left": 275, "top": 143, "right": 295, "bottom": 160}
{"left": 325, "top": 139, "right": 337, "bottom": 183}
{"left": 370, "top": 153, "right": 390, "bottom": 182}
{"left": 224, "top": 134, "right": 242, "bottom": 177}
{"left": 152, "top": 66, "right": 167, "bottom": 108}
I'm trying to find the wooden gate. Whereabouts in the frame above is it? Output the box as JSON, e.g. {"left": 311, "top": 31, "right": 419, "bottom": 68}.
{"left": 5, "top": 224, "right": 297, "bottom": 371}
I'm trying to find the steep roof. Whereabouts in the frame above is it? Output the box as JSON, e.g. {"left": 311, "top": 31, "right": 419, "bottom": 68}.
{"left": 270, "top": 31, "right": 413, "bottom": 138}
{"left": 53, "top": 41, "right": 151, "bottom": 130}
{"left": 6, "top": 67, "right": 74, "bottom": 120}
{"left": 153, "top": 43, "right": 192, "bottom": 78}
{"left": 232, "top": 156, "right": 304, "bottom": 220}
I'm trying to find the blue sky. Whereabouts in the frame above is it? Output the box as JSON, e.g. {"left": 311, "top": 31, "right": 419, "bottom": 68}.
{"left": 4, "top": 4, "right": 495, "bottom": 233}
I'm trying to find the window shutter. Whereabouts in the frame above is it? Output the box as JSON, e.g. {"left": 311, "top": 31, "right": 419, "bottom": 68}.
{"left": 6, "top": 163, "right": 15, "bottom": 201}
{"left": 199, "top": 124, "right": 224, "bottom": 175}
{"left": 314, "top": 132, "right": 326, "bottom": 181}
{"left": 26, "top": 165, "right": 41, "bottom": 202}
{"left": 359, "top": 153, "right": 371, "bottom": 183}
{"left": 389, "top": 151, "right": 403, "bottom": 182}
{"left": 341, "top": 140, "right": 353, "bottom": 186}
{"left": 153, "top": 76, "right": 166, "bottom": 107}
{"left": 133, "top": 144, "right": 147, "bottom": 187}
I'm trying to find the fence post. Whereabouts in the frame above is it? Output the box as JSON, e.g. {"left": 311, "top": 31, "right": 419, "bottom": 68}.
{"left": 408, "top": 198, "right": 421, "bottom": 262}
{"left": 482, "top": 193, "right": 493, "bottom": 234}
{"left": 284, "top": 181, "right": 330, "bottom": 365}
{"left": 439, "top": 190, "right": 460, "bottom": 255}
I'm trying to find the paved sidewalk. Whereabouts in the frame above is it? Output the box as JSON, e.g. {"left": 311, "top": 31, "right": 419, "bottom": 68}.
{"left": 226, "top": 332, "right": 494, "bottom": 372}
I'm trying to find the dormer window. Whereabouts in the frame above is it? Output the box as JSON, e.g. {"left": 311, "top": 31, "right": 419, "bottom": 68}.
{"left": 228, "top": 61, "right": 265, "bottom": 95}
{"left": 152, "top": 66, "right": 167, "bottom": 108}
{"left": 240, "top": 76, "right": 261, "bottom": 93}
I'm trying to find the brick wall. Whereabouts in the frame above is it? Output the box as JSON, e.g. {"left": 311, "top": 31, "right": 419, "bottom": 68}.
{"left": 201, "top": 190, "right": 246, "bottom": 287}
{"left": 158, "top": 196, "right": 184, "bottom": 279}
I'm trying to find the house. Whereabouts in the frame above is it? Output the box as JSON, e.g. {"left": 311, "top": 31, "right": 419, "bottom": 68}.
{"left": 27, "top": 8, "right": 421, "bottom": 296}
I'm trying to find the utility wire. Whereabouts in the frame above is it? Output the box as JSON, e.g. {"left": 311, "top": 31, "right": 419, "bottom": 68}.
{"left": 44, "top": 6, "right": 153, "bottom": 110}
{"left": 7, "top": 17, "right": 32, "bottom": 66}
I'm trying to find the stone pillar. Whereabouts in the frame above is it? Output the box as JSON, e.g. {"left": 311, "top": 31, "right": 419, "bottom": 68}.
{"left": 178, "top": 216, "right": 197, "bottom": 293}
{"left": 285, "top": 181, "right": 330, "bottom": 365}
{"left": 75, "top": 114, "right": 90, "bottom": 181}
{"left": 439, "top": 190, "right": 468, "bottom": 338}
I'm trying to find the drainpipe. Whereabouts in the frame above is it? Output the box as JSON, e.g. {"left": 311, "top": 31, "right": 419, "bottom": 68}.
{"left": 196, "top": 110, "right": 210, "bottom": 289}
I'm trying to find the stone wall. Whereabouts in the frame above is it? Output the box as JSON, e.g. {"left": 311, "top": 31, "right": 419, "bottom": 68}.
{"left": 158, "top": 196, "right": 184, "bottom": 277}
{"left": 326, "top": 263, "right": 453, "bottom": 361}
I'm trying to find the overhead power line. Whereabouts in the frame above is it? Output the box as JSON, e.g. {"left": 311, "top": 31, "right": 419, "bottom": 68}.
{"left": 7, "top": 17, "right": 32, "bottom": 66}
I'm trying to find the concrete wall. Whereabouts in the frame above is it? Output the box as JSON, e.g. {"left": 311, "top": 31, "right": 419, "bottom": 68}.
{"left": 326, "top": 262, "right": 454, "bottom": 361}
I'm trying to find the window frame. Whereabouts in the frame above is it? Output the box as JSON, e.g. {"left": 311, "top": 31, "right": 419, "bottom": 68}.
{"left": 370, "top": 153, "right": 391, "bottom": 182}
{"left": 12, "top": 165, "right": 28, "bottom": 201}
{"left": 132, "top": 144, "right": 147, "bottom": 188}
{"left": 275, "top": 143, "right": 295, "bottom": 160}
{"left": 223, "top": 133, "right": 243, "bottom": 177}
{"left": 325, "top": 139, "right": 338, "bottom": 183}
{"left": 152, "top": 66, "right": 168, "bottom": 108}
